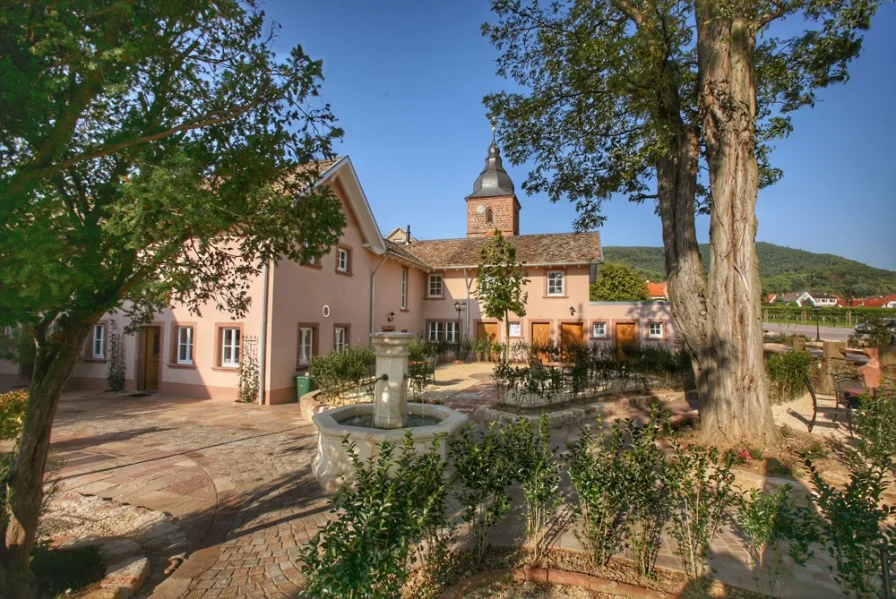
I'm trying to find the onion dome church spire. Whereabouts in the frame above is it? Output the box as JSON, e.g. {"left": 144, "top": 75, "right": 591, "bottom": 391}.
{"left": 465, "top": 117, "right": 521, "bottom": 237}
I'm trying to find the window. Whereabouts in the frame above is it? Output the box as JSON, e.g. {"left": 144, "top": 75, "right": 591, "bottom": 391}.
{"left": 92, "top": 324, "right": 106, "bottom": 359}
{"left": 485, "top": 207, "right": 493, "bottom": 225}
{"left": 221, "top": 327, "right": 240, "bottom": 367}
{"left": 427, "top": 321, "right": 442, "bottom": 341}
{"left": 445, "top": 321, "right": 459, "bottom": 343}
{"left": 508, "top": 322, "right": 522, "bottom": 337}
{"left": 648, "top": 323, "right": 664, "bottom": 339}
{"left": 299, "top": 327, "right": 314, "bottom": 365}
{"left": 334, "top": 326, "right": 347, "bottom": 352}
{"left": 336, "top": 248, "right": 350, "bottom": 272}
{"left": 428, "top": 274, "right": 443, "bottom": 297}
{"left": 401, "top": 268, "right": 408, "bottom": 309}
{"left": 177, "top": 326, "right": 194, "bottom": 364}
{"left": 547, "top": 271, "right": 565, "bottom": 296}
{"left": 592, "top": 322, "right": 608, "bottom": 338}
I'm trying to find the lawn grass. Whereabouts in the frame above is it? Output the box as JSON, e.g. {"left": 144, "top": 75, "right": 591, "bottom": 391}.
{"left": 31, "top": 543, "right": 105, "bottom": 598}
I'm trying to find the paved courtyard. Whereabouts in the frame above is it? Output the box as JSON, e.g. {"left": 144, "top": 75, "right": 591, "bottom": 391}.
{"left": 44, "top": 362, "right": 843, "bottom": 598}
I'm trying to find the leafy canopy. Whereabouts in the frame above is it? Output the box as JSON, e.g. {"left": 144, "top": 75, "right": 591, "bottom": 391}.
{"left": 590, "top": 263, "right": 649, "bottom": 302}
{"left": 482, "top": 0, "right": 877, "bottom": 230}
{"left": 0, "top": 0, "right": 346, "bottom": 335}
{"left": 475, "top": 229, "right": 530, "bottom": 322}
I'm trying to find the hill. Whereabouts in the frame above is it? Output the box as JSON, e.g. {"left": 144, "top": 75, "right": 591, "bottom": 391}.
{"left": 602, "top": 242, "right": 896, "bottom": 297}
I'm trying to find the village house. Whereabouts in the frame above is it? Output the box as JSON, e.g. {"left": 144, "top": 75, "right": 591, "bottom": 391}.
{"left": 0, "top": 136, "right": 676, "bottom": 402}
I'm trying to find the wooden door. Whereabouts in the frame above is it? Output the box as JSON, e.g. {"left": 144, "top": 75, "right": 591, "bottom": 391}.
{"left": 560, "top": 323, "right": 584, "bottom": 361}
{"left": 615, "top": 322, "right": 637, "bottom": 356}
{"left": 141, "top": 326, "right": 161, "bottom": 391}
{"left": 476, "top": 322, "right": 499, "bottom": 360}
{"left": 531, "top": 322, "right": 551, "bottom": 363}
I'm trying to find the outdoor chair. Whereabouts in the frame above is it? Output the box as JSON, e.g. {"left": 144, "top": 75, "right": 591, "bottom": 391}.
{"left": 804, "top": 377, "right": 840, "bottom": 433}
{"left": 831, "top": 373, "right": 864, "bottom": 436}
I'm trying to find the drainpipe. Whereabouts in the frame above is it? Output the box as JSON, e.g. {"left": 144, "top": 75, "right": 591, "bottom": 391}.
{"left": 463, "top": 267, "right": 473, "bottom": 341}
{"left": 257, "top": 260, "right": 270, "bottom": 405}
{"left": 370, "top": 254, "right": 389, "bottom": 334}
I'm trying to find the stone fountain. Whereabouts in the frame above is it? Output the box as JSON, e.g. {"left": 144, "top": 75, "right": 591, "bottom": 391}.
{"left": 311, "top": 332, "right": 469, "bottom": 491}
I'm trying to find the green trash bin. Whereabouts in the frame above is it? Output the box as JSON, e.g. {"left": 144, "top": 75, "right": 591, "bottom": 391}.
{"left": 295, "top": 375, "right": 316, "bottom": 402}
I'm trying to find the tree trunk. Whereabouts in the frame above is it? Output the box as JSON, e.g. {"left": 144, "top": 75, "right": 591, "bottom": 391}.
{"left": 695, "top": 1, "right": 779, "bottom": 446}
{"left": 2, "top": 322, "right": 92, "bottom": 596}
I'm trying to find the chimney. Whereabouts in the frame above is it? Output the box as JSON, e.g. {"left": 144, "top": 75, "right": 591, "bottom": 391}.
{"left": 405, "top": 224, "right": 411, "bottom": 245}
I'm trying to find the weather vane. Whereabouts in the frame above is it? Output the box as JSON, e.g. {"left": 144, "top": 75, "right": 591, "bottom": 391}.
{"left": 489, "top": 115, "right": 497, "bottom": 142}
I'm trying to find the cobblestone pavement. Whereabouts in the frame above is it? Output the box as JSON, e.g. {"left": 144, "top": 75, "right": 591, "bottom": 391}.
{"left": 48, "top": 363, "right": 842, "bottom": 598}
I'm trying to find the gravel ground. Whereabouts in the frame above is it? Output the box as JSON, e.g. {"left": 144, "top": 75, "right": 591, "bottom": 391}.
{"left": 464, "top": 580, "right": 623, "bottom": 599}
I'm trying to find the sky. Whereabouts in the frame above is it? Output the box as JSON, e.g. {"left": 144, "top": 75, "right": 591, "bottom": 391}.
{"left": 266, "top": 0, "right": 896, "bottom": 271}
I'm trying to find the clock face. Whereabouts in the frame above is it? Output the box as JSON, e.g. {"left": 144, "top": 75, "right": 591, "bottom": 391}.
{"left": 476, "top": 204, "right": 485, "bottom": 214}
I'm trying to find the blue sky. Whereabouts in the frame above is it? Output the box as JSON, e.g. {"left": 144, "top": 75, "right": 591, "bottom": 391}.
{"left": 268, "top": 0, "right": 895, "bottom": 271}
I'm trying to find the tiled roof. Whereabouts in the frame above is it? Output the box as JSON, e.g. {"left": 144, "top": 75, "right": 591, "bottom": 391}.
{"left": 647, "top": 281, "right": 668, "bottom": 298}
{"left": 385, "top": 240, "right": 431, "bottom": 271}
{"left": 401, "top": 232, "right": 602, "bottom": 269}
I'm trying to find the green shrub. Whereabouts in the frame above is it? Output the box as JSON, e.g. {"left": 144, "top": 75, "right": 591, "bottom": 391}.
{"left": 566, "top": 417, "right": 629, "bottom": 567}
{"left": 516, "top": 414, "right": 559, "bottom": 542}
{"left": 854, "top": 386, "right": 896, "bottom": 468}
{"left": 300, "top": 432, "right": 447, "bottom": 599}
{"left": 31, "top": 543, "right": 105, "bottom": 598}
{"left": 738, "top": 486, "right": 818, "bottom": 598}
{"left": 308, "top": 344, "right": 375, "bottom": 401}
{"left": 667, "top": 445, "right": 737, "bottom": 587}
{"left": 765, "top": 350, "right": 812, "bottom": 403}
{"left": 449, "top": 422, "right": 520, "bottom": 569}
{"left": 0, "top": 389, "right": 27, "bottom": 441}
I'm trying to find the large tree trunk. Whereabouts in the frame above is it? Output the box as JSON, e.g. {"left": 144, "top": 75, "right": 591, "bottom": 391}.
{"left": 2, "top": 321, "right": 92, "bottom": 596}
{"left": 694, "top": 1, "right": 779, "bottom": 446}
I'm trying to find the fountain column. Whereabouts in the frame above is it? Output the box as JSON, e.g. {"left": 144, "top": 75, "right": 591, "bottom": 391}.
{"left": 371, "top": 332, "right": 414, "bottom": 429}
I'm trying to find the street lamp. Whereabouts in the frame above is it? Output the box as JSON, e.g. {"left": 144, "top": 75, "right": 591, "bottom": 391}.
{"left": 453, "top": 301, "right": 466, "bottom": 345}
{"left": 814, "top": 305, "right": 821, "bottom": 342}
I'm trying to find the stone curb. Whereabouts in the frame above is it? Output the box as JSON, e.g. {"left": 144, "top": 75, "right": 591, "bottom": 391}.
{"left": 438, "top": 566, "right": 678, "bottom": 599}
{"left": 62, "top": 536, "right": 150, "bottom": 599}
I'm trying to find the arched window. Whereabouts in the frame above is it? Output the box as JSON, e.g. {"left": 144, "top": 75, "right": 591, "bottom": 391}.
{"left": 485, "top": 207, "right": 493, "bottom": 225}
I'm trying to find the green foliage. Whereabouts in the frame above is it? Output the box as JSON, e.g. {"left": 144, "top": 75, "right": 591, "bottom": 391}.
{"left": 475, "top": 230, "right": 529, "bottom": 361}
{"left": 300, "top": 432, "right": 447, "bottom": 599}
{"left": 603, "top": 243, "right": 896, "bottom": 298}
{"left": 0, "top": 327, "right": 35, "bottom": 379}
{"left": 0, "top": 390, "right": 28, "bottom": 442}
{"left": 105, "top": 322, "right": 126, "bottom": 392}
{"left": 516, "top": 414, "right": 559, "bottom": 541}
{"left": 624, "top": 407, "right": 670, "bottom": 579}
{"left": 449, "top": 422, "right": 521, "bottom": 569}
{"left": 666, "top": 445, "right": 737, "bottom": 585}
{"left": 806, "top": 456, "right": 893, "bottom": 598}
{"left": 566, "top": 418, "right": 629, "bottom": 567}
{"left": 589, "top": 263, "right": 650, "bottom": 302}
{"left": 765, "top": 350, "right": 813, "bottom": 404}
{"left": 854, "top": 386, "right": 896, "bottom": 470}
{"left": 308, "top": 345, "right": 376, "bottom": 402}
{"left": 738, "top": 486, "right": 819, "bottom": 598}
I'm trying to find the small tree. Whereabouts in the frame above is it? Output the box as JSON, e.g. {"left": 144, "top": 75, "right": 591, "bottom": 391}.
{"left": 590, "top": 263, "right": 650, "bottom": 302}
{"left": 475, "top": 229, "right": 529, "bottom": 362}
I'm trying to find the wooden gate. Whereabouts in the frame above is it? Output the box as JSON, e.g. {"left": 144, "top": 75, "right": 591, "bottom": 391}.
{"left": 560, "top": 323, "right": 584, "bottom": 361}
{"left": 615, "top": 322, "right": 637, "bottom": 356}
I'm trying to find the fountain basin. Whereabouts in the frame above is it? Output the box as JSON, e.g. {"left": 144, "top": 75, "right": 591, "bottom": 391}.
{"left": 312, "top": 402, "right": 469, "bottom": 492}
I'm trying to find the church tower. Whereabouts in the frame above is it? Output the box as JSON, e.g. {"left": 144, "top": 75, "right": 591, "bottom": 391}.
{"left": 466, "top": 123, "right": 521, "bottom": 237}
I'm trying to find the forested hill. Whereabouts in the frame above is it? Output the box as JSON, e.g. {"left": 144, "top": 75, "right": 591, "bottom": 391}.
{"left": 602, "top": 242, "right": 896, "bottom": 297}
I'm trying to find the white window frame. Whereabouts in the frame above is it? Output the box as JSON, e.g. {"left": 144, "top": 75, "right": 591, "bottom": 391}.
{"left": 427, "top": 321, "right": 443, "bottom": 341}
{"left": 547, "top": 271, "right": 565, "bottom": 296}
{"left": 445, "top": 321, "right": 459, "bottom": 343}
{"left": 334, "top": 327, "right": 347, "bottom": 352}
{"left": 400, "top": 268, "right": 408, "bottom": 310}
{"left": 299, "top": 327, "right": 314, "bottom": 365}
{"left": 592, "top": 322, "right": 608, "bottom": 338}
{"left": 221, "top": 327, "right": 240, "bottom": 367}
{"left": 428, "top": 274, "right": 443, "bottom": 298}
{"left": 648, "top": 323, "right": 664, "bottom": 339}
{"left": 508, "top": 322, "right": 522, "bottom": 338}
{"left": 337, "top": 248, "right": 349, "bottom": 272}
{"left": 92, "top": 324, "right": 106, "bottom": 359}
{"left": 177, "top": 326, "right": 194, "bottom": 365}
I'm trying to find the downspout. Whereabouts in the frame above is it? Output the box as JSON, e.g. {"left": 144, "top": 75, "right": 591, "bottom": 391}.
{"left": 257, "top": 260, "right": 270, "bottom": 405}
{"left": 370, "top": 254, "right": 388, "bottom": 334}
{"left": 463, "top": 267, "right": 473, "bottom": 341}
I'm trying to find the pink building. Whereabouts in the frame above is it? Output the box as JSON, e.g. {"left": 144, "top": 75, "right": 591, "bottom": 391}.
{"left": 0, "top": 139, "right": 676, "bottom": 402}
